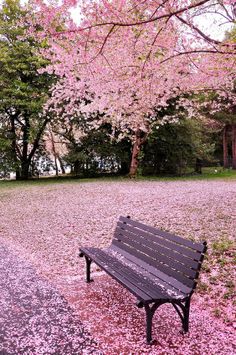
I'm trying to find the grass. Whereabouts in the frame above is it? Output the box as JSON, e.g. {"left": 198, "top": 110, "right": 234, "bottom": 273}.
{"left": 0, "top": 167, "right": 236, "bottom": 190}
{"left": 0, "top": 175, "right": 125, "bottom": 190}
{"left": 138, "top": 167, "right": 236, "bottom": 181}
{"left": 212, "top": 238, "right": 235, "bottom": 256}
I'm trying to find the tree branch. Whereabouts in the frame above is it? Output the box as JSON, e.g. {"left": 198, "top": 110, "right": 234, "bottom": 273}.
{"left": 160, "top": 49, "right": 235, "bottom": 65}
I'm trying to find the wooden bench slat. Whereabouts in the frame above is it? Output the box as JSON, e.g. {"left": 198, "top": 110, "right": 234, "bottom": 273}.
{"left": 119, "top": 216, "right": 206, "bottom": 253}
{"left": 116, "top": 222, "right": 202, "bottom": 265}
{"left": 94, "top": 250, "right": 173, "bottom": 300}
{"left": 81, "top": 247, "right": 152, "bottom": 302}
{"left": 115, "top": 225, "right": 201, "bottom": 270}
{"left": 110, "top": 245, "right": 190, "bottom": 297}
{"left": 112, "top": 239, "right": 195, "bottom": 289}
{"left": 113, "top": 230, "right": 197, "bottom": 280}
{"left": 81, "top": 247, "right": 170, "bottom": 302}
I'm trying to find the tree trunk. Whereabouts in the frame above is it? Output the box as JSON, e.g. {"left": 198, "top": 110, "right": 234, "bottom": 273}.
{"left": 54, "top": 157, "right": 59, "bottom": 176}
{"left": 74, "top": 161, "right": 80, "bottom": 176}
{"left": 20, "top": 160, "right": 30, "bottom": 180}
{"left": 9, "top": 115, "right": 21, "bottom": 178}
{"left": 129, "top": 129, "right": 147, "bottom": 178}
{"left": 120, "top": 161, "right": 129, "bottom": 175}
{"left": 195, "top": 158, "right": 202, "bottom": 174}
{"left": 223, "top": 125, "right": 229, "bottom": 168}
{"left": 17, "top": 115, "right": 30, "bottom": 180}
{"left": 232, "top": 124, "right": 236, "bottom": 169}
{"left": 49, "top": 128, "right": 59, "bottom": 176}
{"left": 58, "top": 156, "right": 66, "bottom": 174}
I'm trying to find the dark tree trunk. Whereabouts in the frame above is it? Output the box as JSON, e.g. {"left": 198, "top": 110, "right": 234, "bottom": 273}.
{"left": 195, "top": 158, "right": 202, "bottom": 174}
{"left": 15, "top": 169, "right": 21, "bottom": 180}
{"left": 19, "top": 117, "right": 50, "bottom": 180}
{"left": 7, "top": 110, "right": 50, "bottom": 180}
{"left": 223, "top": 125, "right": 230, "bottom": 169}
{"left": 58, "top": 156, "right": 66, "bottom": 174}
{"left": 55, "top": 157, "right": 59, "bottom": 176}
{"left": 74, "top": 161, "right": 80, "bottom": 176}
{"left": 20, "top": 160, "right": 30, "bottom": 180}
{"left": 17, "top": 115, "right": 31, "bottom": 180}
{"left": 49, "top": 128, "right": 58, "bottom": 176}
{"left": 129, "top": 129, "right": 147, "bottom": 178}
{"left": 9, "top": 115, "right": 21, "bottom": 178}
{"left": 232, "top": 124, "right": 236, "bottom": 169}
{"left": 120, "top": 161, "right": 129, "bottom": 175}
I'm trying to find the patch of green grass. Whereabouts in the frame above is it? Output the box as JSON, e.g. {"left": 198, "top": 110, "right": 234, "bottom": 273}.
{"left": 223, "top": 280, "right": 235, "bottom": 300}
{"left": 139, "top": 168, "right": 236, "bottom": 181}
{"left": 202, "top": 260, "right": 211, "bottom": 273}
{"left": 209, "top": 276, "right": 219, "bottom": 285}
{"left": 0, "top": 175, "right": 126, "bottom": 190}
{"left": 197, "top": 281, "right": 210, "bottom": 293}
{"left": 223, "top": 290, "right": 236, "bottom": 300}
{"left": 0, "top": 167, "right": 235, "bottom": 190}
{"left": 216, "top": 258, "right": 229, "bottom": 267}
{"left": 225, "top": 280, "right": 235, "bottom": 289}
{"left": 212, "top": 238, "right": 234, "bottom": 256}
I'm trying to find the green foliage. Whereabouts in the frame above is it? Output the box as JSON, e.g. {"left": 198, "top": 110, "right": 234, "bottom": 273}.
{"left": 0, "top": 0, "right": 56, "bottom": 178}
{"left": 63, "top": 124, "right": 131, "bottom": 177}
{"left": 225, "top": 26, "right": 236, "bottom": 42}
{"left": 0, "top": 0, "right": 51, "bottom": 112}
{"left": 141, "top": 118, "right": 215, "bottom": 175}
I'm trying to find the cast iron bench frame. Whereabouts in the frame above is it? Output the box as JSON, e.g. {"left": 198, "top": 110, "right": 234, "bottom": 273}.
{"left": 79, "top": 216, "right": 207, "bottom": 344}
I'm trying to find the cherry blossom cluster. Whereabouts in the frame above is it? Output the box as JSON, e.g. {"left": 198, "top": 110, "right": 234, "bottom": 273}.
{"left": 26, "top": 0, "right": 236, "bottom": 135}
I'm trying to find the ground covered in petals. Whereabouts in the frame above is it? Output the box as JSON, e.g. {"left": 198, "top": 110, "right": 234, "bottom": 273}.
{"left": 0, "top": 244, "right": 99, "bottom": 354}
{"left": 0, "top": 180, "right": 235, "bottom": 354}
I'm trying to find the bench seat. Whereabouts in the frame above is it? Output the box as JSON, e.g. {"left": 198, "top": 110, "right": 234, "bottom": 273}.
{"left": 80, "top": 246, "right": 189, "bottom": 303}
{"left": 79, "top": 216, "right": 207, "bottom": 344}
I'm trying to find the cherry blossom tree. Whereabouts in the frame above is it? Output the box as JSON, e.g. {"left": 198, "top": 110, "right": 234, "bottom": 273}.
{"left": 28, "top": 0, "right": 236, "bottom": 175}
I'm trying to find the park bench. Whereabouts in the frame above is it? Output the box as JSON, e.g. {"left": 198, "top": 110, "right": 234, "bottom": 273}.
{"left": 79, "top": 216, "right": 207, "bottom": 344}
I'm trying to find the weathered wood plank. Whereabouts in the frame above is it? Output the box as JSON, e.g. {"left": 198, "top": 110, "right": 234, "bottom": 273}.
{"left": 109, "top": 244, "right": 190, "bottom": 297}
{"left": 119, "top": 216, "right": 206, "bottom": 253}
{"left": 80, "top": 247, "right": 171, "bottom": 302}
{"left": 113, "top": 231, "right": 197, "bottom": 279}
{"left": 94, "top": 250, "right": 173, "bottom": 300}
{"left": 116, "top": 223, "right": 202, "bottom": 265}
{"left": 111, "top": 240, "right": 195, "bottom": 288}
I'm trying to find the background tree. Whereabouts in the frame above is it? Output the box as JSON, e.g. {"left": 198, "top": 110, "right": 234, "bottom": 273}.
{"left": 0, "top": 0, "right": 56, "bottom": 179}
{"left": 185, "top": 89, "right": 236, "bottom": 169}
{"left": 55, "top": 116, "right": 132, "bottom": 177}
{"left": 141, "top": 118, "right": 216, "bottom": 176}
{"left": 28, "top": 0, "right": 236, "bottom": 176}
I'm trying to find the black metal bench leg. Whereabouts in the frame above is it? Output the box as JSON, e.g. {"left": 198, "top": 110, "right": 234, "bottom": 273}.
{"left": 85, "top": 256, "right": 93, "bottom": 283}
{"left": 145, "top": 304, "right": 154, "bottom": 344}
{"left": 183, "top": 298, "right": 190, "bottom": 332}
{"left": 145, "top": 303, "right": 162, "bottom": 344}
{"left": 172, "top": 298, "right": 191, "bottom": 333}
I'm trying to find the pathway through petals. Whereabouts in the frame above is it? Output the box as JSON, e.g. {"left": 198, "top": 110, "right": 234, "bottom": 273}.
{"left": 0, "top": 244, "right": 99, "bottom": 354}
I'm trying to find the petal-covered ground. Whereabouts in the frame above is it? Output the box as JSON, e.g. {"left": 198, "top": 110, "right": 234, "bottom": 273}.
{"left": 0, "top": 180, "right": 235, "bottom": 354}
{"left": 0, "top": 244, "right": 99, "bottom": 354}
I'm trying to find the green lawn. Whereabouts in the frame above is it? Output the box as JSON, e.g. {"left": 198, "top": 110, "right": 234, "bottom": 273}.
{"left": 0, "top": 168, "right": 236, "bottom": 190}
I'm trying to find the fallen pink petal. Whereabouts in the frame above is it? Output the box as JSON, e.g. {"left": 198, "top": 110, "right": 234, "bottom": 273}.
{"left": 0, "top": 180, "right": 235, "bottom": 354}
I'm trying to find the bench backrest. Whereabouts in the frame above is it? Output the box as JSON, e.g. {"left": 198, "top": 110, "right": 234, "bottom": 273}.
{"left": 112, "top": 216, "right": 207, "bottom": 292}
